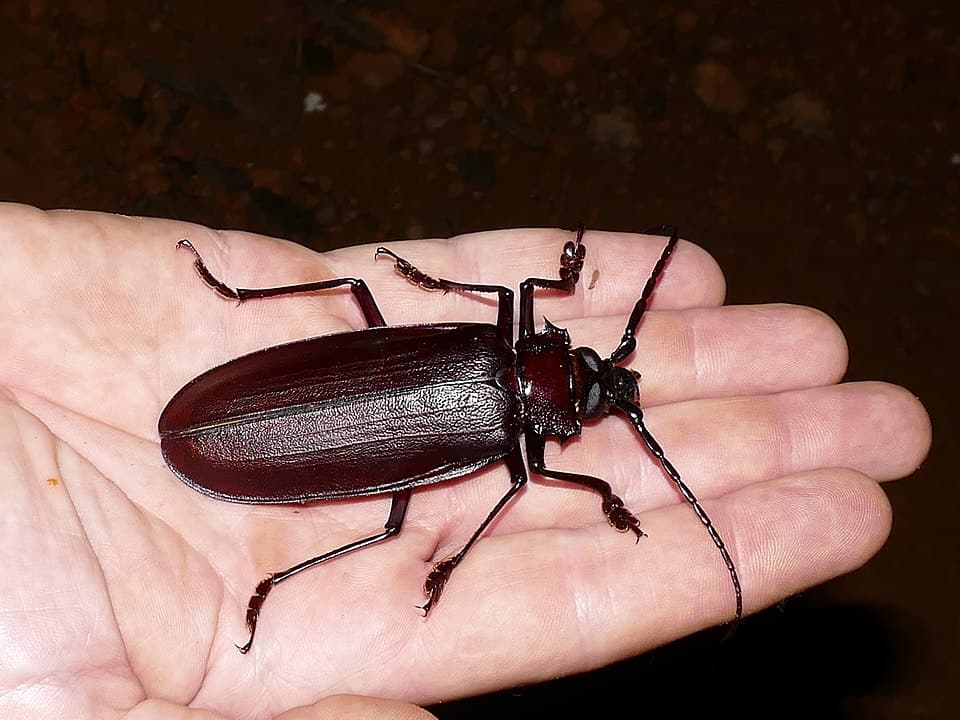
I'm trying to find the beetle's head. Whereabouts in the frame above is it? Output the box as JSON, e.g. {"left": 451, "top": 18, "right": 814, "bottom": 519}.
{"left": 573, "top": 346, "right": 640, "bottom": 419}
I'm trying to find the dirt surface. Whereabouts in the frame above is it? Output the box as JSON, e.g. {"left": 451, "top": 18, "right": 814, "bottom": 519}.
{"left": 1, "top": 2, "right": 956, "bottom": 717}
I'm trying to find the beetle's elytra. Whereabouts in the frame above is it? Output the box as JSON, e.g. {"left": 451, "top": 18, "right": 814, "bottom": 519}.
{"left": 159, "top": 226, "right": 742, "bottom": 653}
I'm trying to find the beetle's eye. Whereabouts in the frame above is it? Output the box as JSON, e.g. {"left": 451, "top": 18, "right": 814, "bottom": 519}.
{"left": 575, "top": 346, "right": 602, "bottom": 373}
{"left": 582, "top": 380, "right": 605, "bottom": 418}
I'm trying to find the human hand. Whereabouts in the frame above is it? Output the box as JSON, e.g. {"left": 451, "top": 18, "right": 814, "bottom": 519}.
{"left": 0, "top": 204, "right": 930, "bottom": 718}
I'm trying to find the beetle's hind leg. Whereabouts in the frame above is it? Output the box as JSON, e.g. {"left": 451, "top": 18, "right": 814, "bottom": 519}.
{"left": 177, "top": 239, "right": 387, "bottom": 327}
{"left": 236, "top": 489, "right": 412, "bottom": 653}
{"left": 525, "top": 435, "right": 646, "bottom": 540}
{"left": 420, "top": 447, "right": 528, "bottom": 614}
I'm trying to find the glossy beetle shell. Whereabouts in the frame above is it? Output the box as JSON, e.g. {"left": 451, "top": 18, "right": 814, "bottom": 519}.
{"left": 159, "top": 323, "right": 522, "bottom": 503}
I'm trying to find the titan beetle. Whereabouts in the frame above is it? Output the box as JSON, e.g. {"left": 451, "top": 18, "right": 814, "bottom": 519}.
{"left": 158, "top": 226, "right": 742, "bottom": 653}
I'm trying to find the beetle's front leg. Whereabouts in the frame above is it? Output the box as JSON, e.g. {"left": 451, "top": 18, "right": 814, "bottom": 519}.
{"left": 519, "top": 225, "right": 586, "bottom": 339}
{"left": 375, "top": 247, "right": 514, "bottom": 345}
{"left": 525, "top": 434, "right": 645, "bottom": 540}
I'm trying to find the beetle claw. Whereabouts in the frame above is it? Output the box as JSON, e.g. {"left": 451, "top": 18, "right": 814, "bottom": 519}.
{"left": 419, "top": 557, "right": 458, "bottom": 615}
{"left": 235, "top": 575, "right": 275, "bottom": 654}
{"left": 177, "top": 238, "right": 199, "bottom": 255}
{"left": 377, "top": 247, "right": 445, "bottom": 291}
{"left": 602, "top": 496, "right": 646, "bottom": 540}
{"left": 236, "top": 634, "right": 255, "bottom": 654}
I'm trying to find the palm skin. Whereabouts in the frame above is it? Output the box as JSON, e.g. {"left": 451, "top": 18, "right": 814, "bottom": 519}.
{"left": 0, "top": 204, "right": 930, "bottom": 719}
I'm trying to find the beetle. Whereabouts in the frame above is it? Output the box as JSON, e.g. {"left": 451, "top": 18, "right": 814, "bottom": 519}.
{"left": 159, "top": 226, "right": 742, "bottom": 653}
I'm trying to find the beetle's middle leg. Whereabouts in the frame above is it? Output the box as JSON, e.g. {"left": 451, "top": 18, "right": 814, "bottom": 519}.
{"left": 178, "top": 239, "right": 387, "bottom": 327}
{"left": 236, "top": 488, "right": 412, "bottom": 653}
{"left": 376, "top": 247, "right": 514, "bottom": 343}
{"left": 524, "top": 434, "right": 646, "bottom": 540}
{"left": 420, "top": 447, "right": 528, "bottom": 614}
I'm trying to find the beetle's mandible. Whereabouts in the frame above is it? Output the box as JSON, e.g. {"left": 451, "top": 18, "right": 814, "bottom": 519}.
{"left": 158, "top": 226, "right": 743, "bottom": 653}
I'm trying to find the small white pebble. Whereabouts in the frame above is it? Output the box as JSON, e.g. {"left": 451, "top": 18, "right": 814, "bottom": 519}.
{"left": 303, "top": 91, "right": 328, "bottom": 114}
{"left": 951, "top": 153, "right": 960, "bottom": 166}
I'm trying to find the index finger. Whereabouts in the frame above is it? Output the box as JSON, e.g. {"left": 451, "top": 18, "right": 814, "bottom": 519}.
{"left": 323, "top": 227, "right": 727, "bottom": 327}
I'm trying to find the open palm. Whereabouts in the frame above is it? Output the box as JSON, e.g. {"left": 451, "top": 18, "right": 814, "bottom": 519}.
{"left": 0, "top": 204, "right": 930, "bottom": 719}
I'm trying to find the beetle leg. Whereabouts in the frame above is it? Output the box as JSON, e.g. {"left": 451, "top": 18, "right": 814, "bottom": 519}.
{"left": 376, "top": 247, "right": 514, "bottom": 344}
{"left": 608, "top": 225, "right": 679, "bottom": 363}
{"left": 420, "top": 447, "right": 527, "bottom": 614}
{"left": 177, "top": 239, "right": 387, "bottom": 327}
{"left": 519, "top": 225, "right": 587, "bottom": 339}
{"left": 235, "top": 488, "right": 412, "bottom": 653}
{"left": 525, "top": 434, "right": 646, "bottom": 540}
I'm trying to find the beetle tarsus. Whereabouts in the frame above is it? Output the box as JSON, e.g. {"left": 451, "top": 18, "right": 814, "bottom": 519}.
{"left": 559, "top": 225, "right": 587, "bottom": 282}
{"left": 177, "top": 238, "right": 244, "bottom": 301}
{"left": 419, "top": 557, "right": 458, "bottom": 615}
{"left": 602, "top": 495, "right": 646, "bottom": 541}
{"left": 377, "top": 247, "right": 446, "bottom": 291}
{"left": 236, "top": 635, "right": 255, "bottom": 654}
{"left": 236, "top": 575, "right": 275, "bottom": 654}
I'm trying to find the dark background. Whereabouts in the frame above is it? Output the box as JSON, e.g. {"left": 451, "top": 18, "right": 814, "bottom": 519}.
{"left": 1, "top": 1, "right": 955, "bottom": 718}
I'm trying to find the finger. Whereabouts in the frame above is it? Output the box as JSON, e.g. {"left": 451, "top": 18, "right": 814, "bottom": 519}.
{"left": 276, "top": 695, "right": 436, "bottom": 720}
{"left": 414, "top": 468, "right": 891, "bottom": 703}
{"left": 123, "top": 699, "right": 229, "bottom": 719}
{"left": 559, "top": 303, "right": 849, "bottom": 403}
{"left": 0, "top": 399, "right": 146, "bottom": 710}
{"left": 162, "top": 227, "right": 723, "bottom": 361}
{"left": 418, "top": 381, "right": 928, "bottom": 545}
{"left": 158, "top": 228, "right": 721, "bottom": 405}
{"left": 575, "top": 380, "right": 925, "bottom": 511}
{"left": 0, "top": 205, "right": 247, "bottom": 434}
{"left": 325, "top": 228, "right": 725, "bottom": 326}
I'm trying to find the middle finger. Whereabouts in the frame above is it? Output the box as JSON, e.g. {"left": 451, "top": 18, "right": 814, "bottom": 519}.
{"left": 562, "top": 302, "right": 849, "bottom": 405}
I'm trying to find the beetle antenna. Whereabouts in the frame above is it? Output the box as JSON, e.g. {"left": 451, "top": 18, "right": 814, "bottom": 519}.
{"left": 609, "top": 226, "right": 680, "bottom": 364}
{"left": 615, "top": 399, "right": 743, "bottom": 624}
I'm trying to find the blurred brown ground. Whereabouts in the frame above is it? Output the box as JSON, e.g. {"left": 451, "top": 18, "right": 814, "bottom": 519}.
{"left": 0, "top": 2, "right": 956, "bottom": 717}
